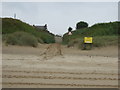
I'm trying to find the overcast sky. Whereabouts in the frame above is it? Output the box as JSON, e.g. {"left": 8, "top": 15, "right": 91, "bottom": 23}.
{"left": 2, "top": 2, "right": 118, "bottom": 35}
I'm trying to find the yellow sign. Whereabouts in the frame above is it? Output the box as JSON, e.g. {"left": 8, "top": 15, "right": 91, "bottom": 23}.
{"left": 84, "top": 37, "right": 93, "bottom": 43}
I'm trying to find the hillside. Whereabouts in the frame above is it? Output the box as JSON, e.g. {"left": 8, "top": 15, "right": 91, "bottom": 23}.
{"left": 2, "top": 18, "right": 55, "bottom": 46}
{"left": 63, "top": 21, "right": 119, "bottom": 48}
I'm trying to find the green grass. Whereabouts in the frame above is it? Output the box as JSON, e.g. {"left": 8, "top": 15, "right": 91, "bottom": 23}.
{"left": 65, "top": 36, "right": 118, "bottom": 49}
{"left": 2, "top": 18, "right": 55, "bottom": 44}
{"left": 92, "top": 36, "right": 118, "bottom": 47}
{"left": 4, "top": 32, "right": 38, "bottom": 47}
{"left": 63, "top": 21, "right": 119, "bottom": 49}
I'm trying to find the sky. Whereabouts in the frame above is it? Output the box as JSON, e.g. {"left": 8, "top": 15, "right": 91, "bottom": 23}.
{"left": 2, "top": 2, "right": 118, "bottom": 35}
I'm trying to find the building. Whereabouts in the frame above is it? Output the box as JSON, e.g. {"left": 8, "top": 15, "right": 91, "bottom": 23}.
{"left": 34, "top": 24, "right": 47, "bottom": 30}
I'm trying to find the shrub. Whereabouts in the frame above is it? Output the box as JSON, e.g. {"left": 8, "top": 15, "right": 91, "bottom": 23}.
{"left": 37, "top": 37, "right": 44, "bottom": 44}
{"left": 68, "top": 27, "right": 72, "bottom": 32}
{"left": 76, "top": 21, "right": 88, "bottom": 29}
{"left": 5, "top": 32, "right": 38, "bottom": 47}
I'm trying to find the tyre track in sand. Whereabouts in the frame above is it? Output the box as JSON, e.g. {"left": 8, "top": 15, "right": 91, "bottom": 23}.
{"left": 3, "top": 69, "right": 118, "bottom": 88}
{"left": 3, "top": 74, "right": 119, "bottom": 80}
{"left": 2, "top": 82, "right": 118, "bottom": 88}
{"left": 3, "top": 70, "right": 118, "bottom": 76}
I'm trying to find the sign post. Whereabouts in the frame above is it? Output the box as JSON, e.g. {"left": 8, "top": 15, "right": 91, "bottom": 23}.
{"left": 83, "top": 37, "right": 93, "bottom": 50}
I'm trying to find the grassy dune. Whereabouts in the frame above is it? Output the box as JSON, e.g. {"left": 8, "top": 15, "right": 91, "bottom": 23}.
{"left": 63, "top": 21, "right": 119, "bottom": 48}
{"left": 2, "top": 18, "right": 55, "bottom": 46}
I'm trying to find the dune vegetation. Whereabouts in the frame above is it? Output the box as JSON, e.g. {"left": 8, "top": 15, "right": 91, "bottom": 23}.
{"left": 63, "top": 21, "right": 119, "bottom": 49}
{"left": 2, "top": 18, "right": 55, "bottom": 47}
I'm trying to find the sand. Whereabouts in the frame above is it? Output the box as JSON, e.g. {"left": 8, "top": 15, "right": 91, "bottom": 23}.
{"left": 2, "top": 44, "right": 118, "bottom": 88}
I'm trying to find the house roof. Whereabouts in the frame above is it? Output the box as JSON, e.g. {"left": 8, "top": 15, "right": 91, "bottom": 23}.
{"left": 34, "top": 24, "right": 47, "bottom": 30}
{"left": 35, "top": 26, "right": 46, "bottom": 30}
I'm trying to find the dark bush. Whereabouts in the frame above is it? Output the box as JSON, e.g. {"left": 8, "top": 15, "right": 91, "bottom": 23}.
{"left": 68, "top": 27, "right": 72, "bottom": 32}
{"left": 76, "top": 21, "right": 88, "bottom": 29}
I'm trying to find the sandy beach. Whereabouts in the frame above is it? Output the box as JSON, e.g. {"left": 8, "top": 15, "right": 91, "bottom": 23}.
{"left": 2, "top": 44, "right": 118, "bottom": 88}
